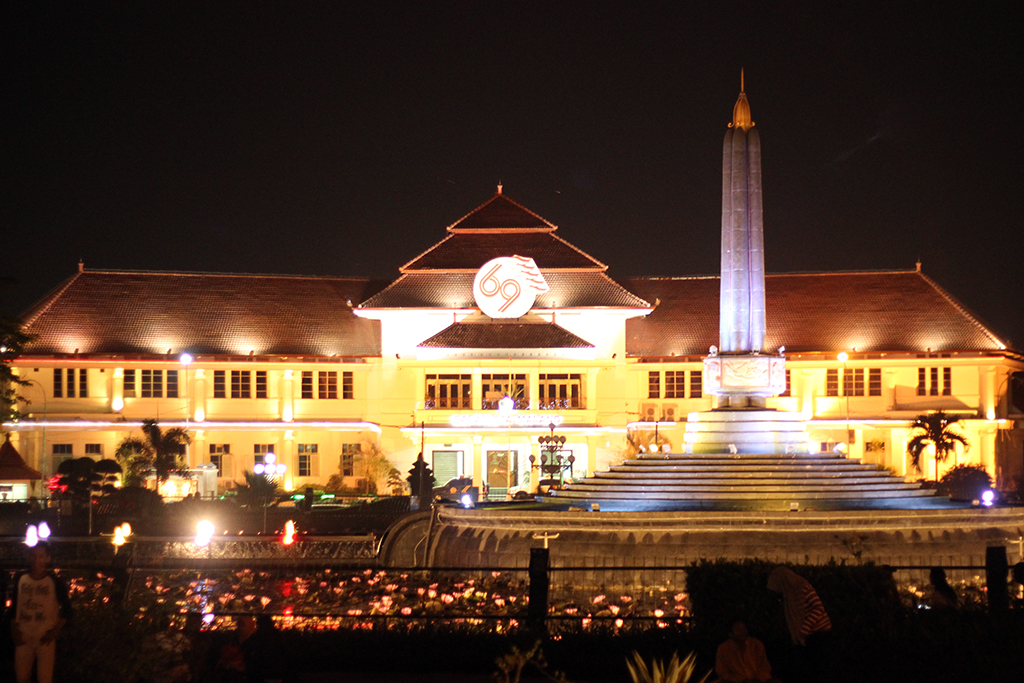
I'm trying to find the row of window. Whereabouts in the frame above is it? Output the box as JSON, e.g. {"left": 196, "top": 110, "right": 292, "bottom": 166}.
{"left": 48, "top": 366, "right": 956, "bottom": 403}
{"left": 648, "top": 371, "right": 703, "bottom": 399}
{"left": 206, "top": 443, "right": 360, "bottom": 478}
{"left": 53, "top": 369, "right": 355, "bottom": 400}
{"left": 826, "top": 368, "right": 883, "bottom": 397}
{"left": 53, "top": 368, "right": 91, "bottom": 398}
{"left": 425, "top": 373, "right": 585, "bottom": 410}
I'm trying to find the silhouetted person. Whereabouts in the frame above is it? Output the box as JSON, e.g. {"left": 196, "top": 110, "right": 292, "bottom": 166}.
{"left": 714, "top": 619, "right": 778, "bottom": 683}
{"left": 929, "top": 567, "right": 958, "bottom": 609}
{"left": 768, "top": 567, "right": 833, "bottom": 683}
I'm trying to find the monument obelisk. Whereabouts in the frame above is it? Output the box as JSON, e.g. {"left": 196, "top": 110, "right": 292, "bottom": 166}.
{"left": 703, "top": 72, "right": 786, "bottom": 410}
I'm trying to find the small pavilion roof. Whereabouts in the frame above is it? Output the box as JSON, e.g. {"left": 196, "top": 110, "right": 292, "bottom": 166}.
{"left": 418, "top": 321, "right": 595, "bottom": 349}
{"left": 0, "top": 435, "right": 42, "bottom": 481}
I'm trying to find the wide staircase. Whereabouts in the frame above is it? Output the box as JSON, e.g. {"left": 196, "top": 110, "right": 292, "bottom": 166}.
{"left": 550, "top": 450, "right": 945, "bottom": 511}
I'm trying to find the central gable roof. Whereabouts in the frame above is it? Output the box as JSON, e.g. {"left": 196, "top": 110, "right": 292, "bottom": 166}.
{"left": 400, "top": 192, "right": 607, "bottom": 272}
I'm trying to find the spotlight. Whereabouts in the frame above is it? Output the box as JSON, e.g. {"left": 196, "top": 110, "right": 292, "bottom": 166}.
{"left": 981, "top": 490, "right": 995, "bottom": 507}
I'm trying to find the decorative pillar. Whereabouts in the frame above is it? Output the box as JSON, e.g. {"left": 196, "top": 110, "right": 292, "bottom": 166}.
{"left": 193, "top": 369, "right": 207, "bottom": 422}
{"left": 586, "top": 369, "right": 598, "bottom": 411}
{"left": 980, "top": 368, "right": 997, "bottom": 420}
{"left": 281, "top": 369, "right": 295, "bottom": 422}
{"left": 112, "top": 367, "right": 125, "bottom": 413}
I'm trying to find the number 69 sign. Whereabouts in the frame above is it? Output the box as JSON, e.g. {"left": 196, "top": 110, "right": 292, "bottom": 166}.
{"left": 472, "top": 255, "right": 550, "bottom": 318}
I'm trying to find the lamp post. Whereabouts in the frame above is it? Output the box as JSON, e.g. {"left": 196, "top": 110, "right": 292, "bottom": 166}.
{"left": 23, "top": 378, "right": 49, "bottom": 493}
{"left": 532, "top": 423, "right": 573, "bottom": 490}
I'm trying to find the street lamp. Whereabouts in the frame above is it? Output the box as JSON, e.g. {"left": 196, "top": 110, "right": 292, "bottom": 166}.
{"left": 532, "top": 423, "right": 573, "bottom": 490}
{"left": 23, "top": 378, "right": 49, "bottom": 489}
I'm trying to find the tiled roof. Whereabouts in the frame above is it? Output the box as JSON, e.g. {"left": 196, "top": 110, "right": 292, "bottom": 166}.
{"left": 401, "top": 193, "right": 606, "bottom": 271}
{"left": 621, "top": 271, "right": 1009, "bottom": 357}
{"left": 447, "top": 193, "right": 556, "bottom": 231}
{"left": 401, "top": 232, "right": 606, "bottom": 271}
{"left": 418, "top": 322, "right": 594, "bottom": 349}
{"left": 360, "top": 272, "right": 650, "bottom": 310}
{"left": 0, "top": 435, "right": 41, "bottom": 480}
{"left": 20, "top": 270, "right": 382, "bottom": 357}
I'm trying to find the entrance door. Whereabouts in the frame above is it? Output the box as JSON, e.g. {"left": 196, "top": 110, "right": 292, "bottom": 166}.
{"left": 432, "top": 450, "right": 462, "bottom": 486}
{"left": 486, "top": 450, "right": 513, "bottom": 500}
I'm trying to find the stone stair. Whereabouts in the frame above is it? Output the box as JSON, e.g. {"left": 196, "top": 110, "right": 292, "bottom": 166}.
{"left": 550, "top": 451, "right": 944, "bottom": 511}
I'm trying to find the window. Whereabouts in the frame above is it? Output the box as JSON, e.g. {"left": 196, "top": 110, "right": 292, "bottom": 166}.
{"left": 826, "top": 369, "right": 839, "bottom": 397}
{"left": 842, "top": 369, "right": 864, "bottom": 397}
{"left": 868, "top": 368, "right": 882, "bottom": 397}
{"left": 917, "top": 366, "right": 950, "bottom": 397}
{"left": 780, "top": 369, "right": 791, "bottom": 397}
{"left": 123, "top": 369, "right": 136, "bottom": 397}
{"left": 141, "top": 369, "right": 164, "bottom": 398}
{"left": 690, "top": 370, "right": 703, "bottom": 399}
{"left": 53, "top": 369, "right": 64, "bottom": 398}
{"left": 318, "top": 371, "right": 338, "bottom": 399}
{"left": 648, "top": 371, "right": 660, "bottom": 399}
{"left": 664, "top": 371, "right": 685, "bottom": 399}
{"left": 342, "top": 371, "right": 353, "bottom": 399}
{"left": 166, "top": 370, "right": 178, "bottom": 398}
{"left": 79, "top": 369, "right": 89, "bottom": 398}
{"left": 85, "top": 443, "right": 103, "bottom": 456}
{"left": 231, "top": 370, "right": 251, "bottom": 399}
{"left": 53, "top": 443, "right": 73, "bottom": 470}
{"left": 214, "top": 371, "right": 226, "bottom": 398}
{"left": 66, "top": 368, "right": 75, "bottom": 398}
{"left": 538, "top": 374, "right": 583, "bottom": 409}
{"left": 298, "top": 444, "right": 318, "bottom": 477}
{"left": 255, "top": 371, "right": 267, "bottom": 399}
{"left": 425, "top": 374, "right": 472, "bottom": 409}
{"left": 254, "top": 443, "right": 274, "bottom": 468}
{"left": 209, "top": 444, "right": 230, "bottom": 476}
{"left": 481, "top": 374, "right": 528, "bottom": 409}
{"left": 341, "top": 444, "right": 359, "bottom": 476}
{"left": 301, "top": 371, "right": 314, "bottom": 399}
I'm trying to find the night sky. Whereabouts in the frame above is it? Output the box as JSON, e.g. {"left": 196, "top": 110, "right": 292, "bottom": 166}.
{"left": 4, "top": 3, "right": 1022, "bottom": 348}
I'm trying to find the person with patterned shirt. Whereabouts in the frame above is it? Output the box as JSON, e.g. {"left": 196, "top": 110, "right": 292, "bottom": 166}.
{"left": 9, "top": 542, "right": 72, "bottom": 683}
{"left": 767, "top": 566, "right": 833, "bottom": 682}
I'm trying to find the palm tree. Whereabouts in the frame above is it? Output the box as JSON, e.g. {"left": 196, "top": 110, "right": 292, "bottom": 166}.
{"left": 115, "top": 418, "right": 191, "bottom": 485}
{"left": 234, "top": 469, "right": 281, "bottom": 507}
{"left": 907, "top": 411, "right": 969, "bottom": 480}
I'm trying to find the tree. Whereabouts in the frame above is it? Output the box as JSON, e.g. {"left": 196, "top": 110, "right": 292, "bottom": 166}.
{"left": 115, "top": 419, "right": 191, "bottom": 484}
{"left": 233, "top": 469, "right": 281, "bottom": 507}
{"left": 355, "top": 442, "right": 397, "bottom": 495}
{"left": 907, "top": 411, "right": 969, "bottom": 480}
{"left": 0, "top": 300, "right": 34, "bottom": 423}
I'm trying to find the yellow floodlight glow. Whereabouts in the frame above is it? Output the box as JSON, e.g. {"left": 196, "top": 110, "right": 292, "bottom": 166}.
{"left": 837, "top": 352, "right": 849, "bottom": 362}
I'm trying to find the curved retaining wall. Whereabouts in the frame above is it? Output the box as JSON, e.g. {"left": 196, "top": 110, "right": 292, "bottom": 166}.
{"left": 380, "top": 506, "right": 1024, "bottom": 569}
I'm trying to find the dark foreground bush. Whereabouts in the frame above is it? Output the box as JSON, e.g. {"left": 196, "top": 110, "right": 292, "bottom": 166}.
{"left": 938, "top": 463, "right": 993, "bottom": 500}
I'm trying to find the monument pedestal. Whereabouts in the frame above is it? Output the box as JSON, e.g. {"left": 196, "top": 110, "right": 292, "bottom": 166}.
{"left": 685, "top": 352, "right": 807, "bottom": 454}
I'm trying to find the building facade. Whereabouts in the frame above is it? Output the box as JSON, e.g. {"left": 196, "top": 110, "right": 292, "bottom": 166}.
{"left": 5, "top": 190, "right": 1023, "bottom": 499}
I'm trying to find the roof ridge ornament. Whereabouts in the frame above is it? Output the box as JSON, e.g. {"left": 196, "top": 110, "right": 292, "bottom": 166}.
{"left": 730, "top": 68, "right": 754, "bottom": 132}
{"left": 497, "top": 182, "right": 503, "bottom": 195}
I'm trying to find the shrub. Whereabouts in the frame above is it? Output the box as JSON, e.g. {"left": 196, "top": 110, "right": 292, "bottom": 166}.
{"left": 938, "top": 464, "right": 992, "bottom": 500}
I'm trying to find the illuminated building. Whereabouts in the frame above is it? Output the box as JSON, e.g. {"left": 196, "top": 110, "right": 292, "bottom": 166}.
{"left": 4, "top": 186, "right": 1021, "bottom": 501}
{"left": 5, "top": 77, "right": 1024, "bottom": 502}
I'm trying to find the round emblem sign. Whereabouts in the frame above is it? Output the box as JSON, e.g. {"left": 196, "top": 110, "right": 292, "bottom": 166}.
{"left": 472, "top": 255, "right": 550, "bottom": 318}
